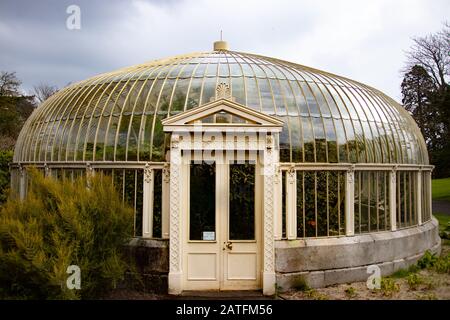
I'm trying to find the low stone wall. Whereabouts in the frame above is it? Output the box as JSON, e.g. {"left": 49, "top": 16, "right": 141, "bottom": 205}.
{"left": 122, "top": 238, "right": 169, "bottom": 294}
{"left": 121, "top": 219, "right": 441, "bottom": 293}
{"left": 275, "top": 218, "right": 441, "bottom": 290}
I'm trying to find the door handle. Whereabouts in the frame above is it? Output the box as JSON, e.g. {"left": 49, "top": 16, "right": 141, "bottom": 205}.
{"left": 224, "top": 241, "right": 233, "bottom": 251}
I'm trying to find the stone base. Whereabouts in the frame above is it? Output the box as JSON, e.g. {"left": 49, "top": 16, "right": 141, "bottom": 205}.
{"left": 263, "top": 272, "right": 276, "bottom": 296}
{"left": 122, "top": 238, "right": 169, "bottom": 294}
{"left": 121, "top": 219, "right": 441, "bottom": 293}
{"left": 275, "top": 218, "right": 441, "bottom": 291}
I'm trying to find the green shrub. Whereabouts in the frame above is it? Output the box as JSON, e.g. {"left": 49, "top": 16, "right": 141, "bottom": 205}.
{"left": 440, "top": 222, "right": 450, "bottom": 240}
{"left": 344, "top": 286, "right": 357, "bottom": 298}
{"left": 391, "top": 264, "right": 420, "bottom": 278}
{"left": 406, "top": 273, "right": 423, "bottom": 290}
{"left": 380, "top": 278, "right": 399, "bottom": 297}
{"left": 391, "top": 268, "right": 410, "bottom": 278}
{"left": 417, "top": 251, "right": 438, "bottom": 269}
{"left": 0, "top": 169, "right": 135, "bottom": 299}
{"left": 306, "top": 289, "right": 328, "bottom": 300}
{"left": 0, "top": 149, "right": 13, "bottom": 204}
{"left": 433, "top": 253, "right": 450, "bottom": 274}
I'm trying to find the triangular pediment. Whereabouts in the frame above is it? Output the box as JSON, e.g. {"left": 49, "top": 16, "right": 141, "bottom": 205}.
{"left": 162, "top": 98, "right": 284, "bottom": 132}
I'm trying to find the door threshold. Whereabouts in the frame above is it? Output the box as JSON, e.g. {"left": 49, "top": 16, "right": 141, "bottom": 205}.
{"left": 175, "top": 290, "right": 272, "bottom": 300}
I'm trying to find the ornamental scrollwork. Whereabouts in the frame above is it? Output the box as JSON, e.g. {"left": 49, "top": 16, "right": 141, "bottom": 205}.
{"left": 144, "top": 163, "right": 152, "bottom": 184}
{"left": 287, "top": 165, "right": 296, "bottom": 184}
{"left": 172, "top": 134, "right": 179, "bottom": 149}
{"left": 216, "top": 82, "right": 231, "bottom": 99}
{"left": 163, "top": 163, "right": 170, "bottom": 183}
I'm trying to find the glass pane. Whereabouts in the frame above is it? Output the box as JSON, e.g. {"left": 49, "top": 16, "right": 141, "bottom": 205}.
{"left": 304, "top": 171, "right": 316, "bottom": 237}
{"left": 153, "top": 169, "right": 162, "bottom": 238}
{"left": 190, "top": 162, "right": 216, "bottom": 240}
{"left": 229, "top": 162, "right": 255, "bottom": 240}
{"left": 296, "top": 171, "right": 304, "bottom": 238}
{"left": 316, "top": 171, "right": 328, "bottom": 237}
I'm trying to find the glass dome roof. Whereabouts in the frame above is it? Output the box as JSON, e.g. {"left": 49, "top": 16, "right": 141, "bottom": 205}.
{"left": 14, "top": 49, "right": 429, "bottom": 164}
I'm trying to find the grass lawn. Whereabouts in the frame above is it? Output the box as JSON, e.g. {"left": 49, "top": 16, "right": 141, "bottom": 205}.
{"left": 434, "top": 212, "right": 450, "bottom": 233}
{"left": 432, "top": 177, "right": 450, "bottom": 201}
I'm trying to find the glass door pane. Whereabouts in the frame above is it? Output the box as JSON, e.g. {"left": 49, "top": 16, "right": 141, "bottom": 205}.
{"left": 229, "top": 161, "right": 255, "bottom": 240}
{"left": 190, "top": 161, "right": 216, "bottom": 240}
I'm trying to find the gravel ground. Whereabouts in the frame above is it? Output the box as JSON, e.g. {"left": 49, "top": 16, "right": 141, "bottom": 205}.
{"left": 103, "top": 201, "right": 450, "bottom": 300}
{"left": 433, "top": 200, "right": 450, "bottom": 215}
{"left": 279, "top": 244, "right": 450, "bottom": 300}
{"left": 104, "top": 244, "right": 450, "bottom": 300}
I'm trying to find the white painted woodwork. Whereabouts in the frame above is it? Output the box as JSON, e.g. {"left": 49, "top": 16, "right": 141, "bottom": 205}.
{"left": 163, "top": 98, "right": 281, "bottom": 295}
{"left": 286, "top": 168, "right": 297, "bottom": 240}
{"left": 345, "top": 169, "right": 355, "bottom": 236}
{"left": 142, "top": 166, "right": 154, "bottom": 238}
{"left": 417, "top": 171, "right": 422, "bottom": 225}
{"left": 389, "top": 170, "right": 397, "bottom": 231}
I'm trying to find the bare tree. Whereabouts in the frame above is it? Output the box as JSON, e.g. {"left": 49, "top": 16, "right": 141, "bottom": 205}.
{"left": 33, "top": 83, "right": 58, "bottom": 104}
{"left": 0, "top": 71, "right": 22, "bottom": 96}
{"left": 404, "top": 22, "right": 450, "bottom": 91}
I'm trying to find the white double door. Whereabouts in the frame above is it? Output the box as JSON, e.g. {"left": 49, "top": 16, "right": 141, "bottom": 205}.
{"left": 182, "top": 154, "right": 261, "bottom": 291}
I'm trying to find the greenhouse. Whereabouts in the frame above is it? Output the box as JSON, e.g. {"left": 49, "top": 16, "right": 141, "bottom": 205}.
{"left": 10, "top": 41, "right": 440, "bottom": 295}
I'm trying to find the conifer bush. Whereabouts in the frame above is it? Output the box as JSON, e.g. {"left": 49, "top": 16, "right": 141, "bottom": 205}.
{"left": 0, "top": 169, "right": 134, "bottom": 299}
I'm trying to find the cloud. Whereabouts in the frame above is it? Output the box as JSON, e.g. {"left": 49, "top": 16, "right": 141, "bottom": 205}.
{"left": 0, "top": 0, "right": 448, "bottom": 101}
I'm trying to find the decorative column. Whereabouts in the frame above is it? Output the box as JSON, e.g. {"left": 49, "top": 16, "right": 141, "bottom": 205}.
{"left": 86, "top": 162, "right": 94, "bottom": 188}
{"left": 428, "top": 170, "right": 433, "bottom": 219}
{"left": 389, "top": 167, "right": 397, "bottom": 231}
{"left": 416, "top": 170, "right": 422, "bottom": 225}
{"left": 286, "top": 166, "right": 297, "bottom": 240}
{"left": 18, "top": 165, "right": 26, "bottom": 200}
{"left": 273, "top": 164, "right": 282, "bottom": 240}
{"left": 161, "top": 163, "right": 170, "bottom": 239}
{"left": 168, "top": 134, "right": 183, "bottom": 294}
{"left": 44, "top": 163, "right": 50, "bottom": 177}
{"left": 345, "top": 166, "right": 355, "bottom": 236}
{"left": 142, "top": 164, "right": 154, "bottom": 238}
{"left": 262, "top": 134, "right": 276, "bottom": 296}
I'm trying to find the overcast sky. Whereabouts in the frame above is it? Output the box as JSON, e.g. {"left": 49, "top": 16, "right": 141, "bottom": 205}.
{"left": 0, "top": 0, "right": 448, "bottom": 101}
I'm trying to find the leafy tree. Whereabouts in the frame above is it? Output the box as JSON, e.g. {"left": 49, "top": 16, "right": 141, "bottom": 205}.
{"left": 429, "top": 83, "right": 450, "bottom": 177}
{"left": 402, "top": 23, "right": 450, "bottom": 177}
{"left": 0, "top": 95, "right": 35, "bottom": 148}
{"left": 401, "top": 65, "right": 437, "bottom": 146}
{"left": 0, "top": 150, "right": 13, "bottom": 204}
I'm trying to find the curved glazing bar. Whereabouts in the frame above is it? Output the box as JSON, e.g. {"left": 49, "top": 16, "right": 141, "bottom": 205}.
{"left": 14, "top": 50, "right": 429, "bottom": 165}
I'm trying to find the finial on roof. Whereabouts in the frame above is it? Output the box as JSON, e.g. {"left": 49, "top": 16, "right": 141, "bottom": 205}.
{"left": 214, "top": 31, "right": 229, "bottom": 51}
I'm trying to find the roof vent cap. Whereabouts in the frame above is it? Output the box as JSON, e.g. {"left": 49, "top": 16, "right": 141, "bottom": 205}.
{"left": 214, "top": 40, "right": 229, "bottom": 51}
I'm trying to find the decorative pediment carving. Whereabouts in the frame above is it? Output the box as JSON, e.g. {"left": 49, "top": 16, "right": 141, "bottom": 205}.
{"left": 162, "top": 98, "right": 284, "bottom": 132}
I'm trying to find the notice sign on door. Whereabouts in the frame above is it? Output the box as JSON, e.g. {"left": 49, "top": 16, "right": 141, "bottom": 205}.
{"left": 202, "top": 231, "right": 215, "bottom": 241}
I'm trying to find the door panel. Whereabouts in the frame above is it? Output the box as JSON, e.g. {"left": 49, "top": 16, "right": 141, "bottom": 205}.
{"left": 184, "top": 159, "right": 220, "bottom": 290}
{"left": 187, "top": 253, "right": 217, "bottom": 280}
{"left": 189, "top": 162, "right": 216, "bottom": 240}
{"left": 227, "top": 252, "right": 257, "bottom": 280}
{"left": 222, "top": 161, "right": 261, "bottom": 290}
{"left": 229, "top": 163, "right": 256, "bottom": 240}
{"left": 183, "top": 156, "right": 261, "bottom": 291}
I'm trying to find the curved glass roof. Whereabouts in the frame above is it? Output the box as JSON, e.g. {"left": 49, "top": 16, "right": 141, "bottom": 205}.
{"left": 14, "top": 50, "right": 428, "bottom": 164}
